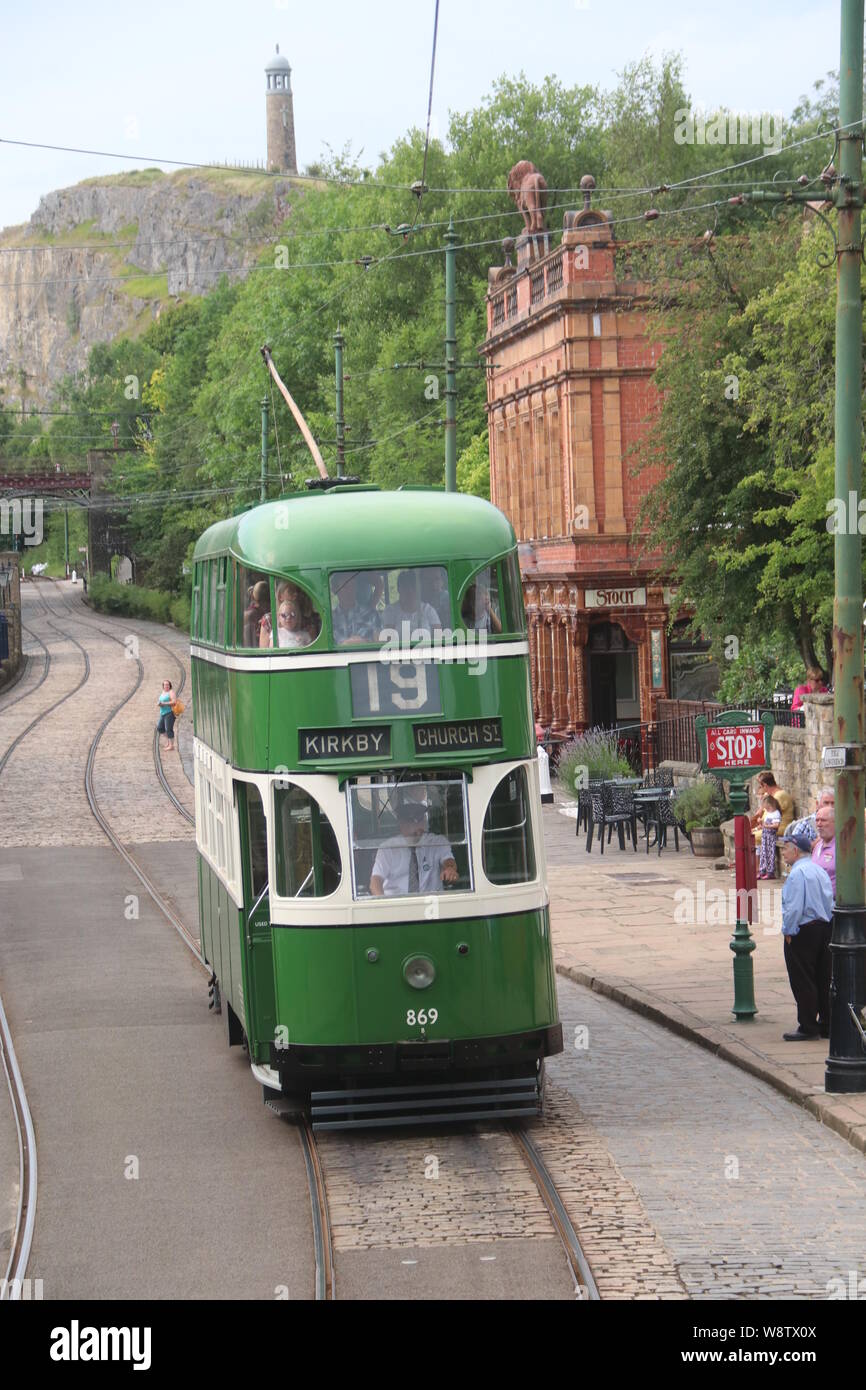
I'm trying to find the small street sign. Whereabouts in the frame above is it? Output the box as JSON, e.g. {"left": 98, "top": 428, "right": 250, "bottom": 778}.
{"left": 822, "top": 746, "right": 847, "bottom": 770}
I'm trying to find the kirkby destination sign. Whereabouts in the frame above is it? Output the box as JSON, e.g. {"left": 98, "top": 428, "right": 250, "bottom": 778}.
{"left": 300, "top": 726, "right": 391, "bottom": 760}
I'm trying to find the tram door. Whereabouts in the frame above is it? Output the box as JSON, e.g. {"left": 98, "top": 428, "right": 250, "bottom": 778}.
{"left": 236, "top": 783, "right": 276, "bottom": 1050}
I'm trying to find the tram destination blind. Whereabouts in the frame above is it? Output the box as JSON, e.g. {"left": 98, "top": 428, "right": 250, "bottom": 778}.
{"left": 350, "top": 661, "right": 442, "bottom": 718}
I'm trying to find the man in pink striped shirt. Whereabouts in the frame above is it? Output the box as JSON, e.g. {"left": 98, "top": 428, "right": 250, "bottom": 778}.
{"left": 811, "top": 805, "right": 836, "bottom": 898}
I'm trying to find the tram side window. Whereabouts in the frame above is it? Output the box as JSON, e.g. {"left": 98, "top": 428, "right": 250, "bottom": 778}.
{"left": 215, "top": 556, "right": 228, "bottom": 646}
{"left": 348, "top": 775, "right": 471, "bottom": 899}
{"left": 482, "top": 767, "right": 536, "bottom": 885}
{"left": 273, "top": 785, "right": 341, "bottom": 897}
{"left": 460, "top": 565, "right": 503, "bottom": 635}
{"left": 246, "top": 786, "right": 268, "bottom": 900}
{"left": 192, "top": 569, "right": 201, "bottom": 639}
{"left": 503, "top": 551, "right": 527, "bottom": 634}
{"left": 237, "top": 567, "right": 272, "bottom": 649}
{"left": 208, "top": 560, "right": 219, "bottom": 642}
{"left": 261, "top": 581, "right": 322, "bottom": 650}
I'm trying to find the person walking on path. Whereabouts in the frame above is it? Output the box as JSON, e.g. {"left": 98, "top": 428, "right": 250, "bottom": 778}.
{"left": 157, "top": 679, "right": 177, "bottom": 753}
{"left": 811, "top": 804, "right": 836, "bottom": 898}
{"left": 779, "top": 830, "right": 833, "bottom": 1040}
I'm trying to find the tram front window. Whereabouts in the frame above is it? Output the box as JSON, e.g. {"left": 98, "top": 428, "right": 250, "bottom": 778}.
{"left": 460, "top": 564, "right": 503, "bottom": 635}
{"left": 482, "top": 767, "right": 537, "bottom": 885}
{"left": 330, "top": 566, "right": 450, "bottom": 646}
{"left": 273, "top": 785, "right": 341, "bottom": 897}
{"left": 348, "top": 775, "right": 471, "bottom": 899}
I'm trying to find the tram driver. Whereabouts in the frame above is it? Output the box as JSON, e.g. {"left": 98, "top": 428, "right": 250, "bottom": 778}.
{"left": 369, "top": 792, "right": 459, "bottom": 897}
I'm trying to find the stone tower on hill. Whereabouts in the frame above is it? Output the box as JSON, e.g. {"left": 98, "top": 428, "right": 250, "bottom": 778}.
{"left": 266, "top": 46, "right": 297, "bottom": 174}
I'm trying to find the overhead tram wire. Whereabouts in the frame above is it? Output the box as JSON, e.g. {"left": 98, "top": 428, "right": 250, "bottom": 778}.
{"left": 0, "top": 180, "right": 818, "bottom": 262}
{"left": 1, "top": 128, "right": 843, "bottom": 194}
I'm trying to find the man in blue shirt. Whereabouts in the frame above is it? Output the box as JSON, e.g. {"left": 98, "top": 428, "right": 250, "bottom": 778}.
{"left": 779, "top": 830, "right": 833, "bottom": 1041}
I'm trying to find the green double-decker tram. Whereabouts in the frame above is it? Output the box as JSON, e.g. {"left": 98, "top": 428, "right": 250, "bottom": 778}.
{"left": 191, "top": 484, "right": 562, "bottom": 1129}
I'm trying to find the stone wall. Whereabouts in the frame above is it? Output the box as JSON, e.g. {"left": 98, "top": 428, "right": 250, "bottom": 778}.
{"left": 758, "top": 694, "right": 834, "bottom": 816}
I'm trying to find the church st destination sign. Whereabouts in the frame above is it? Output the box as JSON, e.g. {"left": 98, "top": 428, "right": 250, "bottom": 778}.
{"left": 695, "top": 709, "right": 775, "bottom": 1024}
{"left": 413, "top": 717, "right": 503, "bottom": 754}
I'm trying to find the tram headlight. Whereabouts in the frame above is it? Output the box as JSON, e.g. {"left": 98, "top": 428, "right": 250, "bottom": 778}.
{"left": 403, "top": 955, "right": 436, "bottom": 990}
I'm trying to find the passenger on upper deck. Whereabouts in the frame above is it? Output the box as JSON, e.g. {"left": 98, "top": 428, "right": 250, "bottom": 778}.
{"left": 381, "top": 570, "right": 441, "bottom": 643}
{"left": 260, "top": 582, "right": 319, "bottom": 649}
{"left": 332, "top": 572, "right": 383, "bottom": 645}
{"left": 243, "top": 580, "right": 270, "bottom": 647}
{"left": 369, "top": 793, "right": 458, "bottom": 897}
{"left": 461, "top": 576, "right": 503, "bottom": 634}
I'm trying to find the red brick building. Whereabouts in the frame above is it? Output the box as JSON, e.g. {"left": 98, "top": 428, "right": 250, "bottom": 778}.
{"left": 481, "top": 176, "right": 704, "bottom": 735}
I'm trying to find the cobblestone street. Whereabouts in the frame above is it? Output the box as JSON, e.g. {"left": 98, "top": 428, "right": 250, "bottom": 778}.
{"left": 2, "top": 581, "right": 866, "bottom": 1303}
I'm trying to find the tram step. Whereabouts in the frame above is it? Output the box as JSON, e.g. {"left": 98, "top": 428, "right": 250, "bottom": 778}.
{"left": 309, "top": 1075, "right": 542, "bottom": 1132}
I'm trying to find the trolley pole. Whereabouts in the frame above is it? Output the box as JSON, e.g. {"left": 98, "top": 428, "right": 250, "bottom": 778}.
{"left": 260, "top": 396, "right": 269, "bottom": 503}
{"left": 334, "top": 328, "right": 346, "bottom": 477}
{"left": 444, "top": 218, "right": 458, "bottom": 492}
{"left": 826, "top": 0, "right": 866, "bottom": 1092}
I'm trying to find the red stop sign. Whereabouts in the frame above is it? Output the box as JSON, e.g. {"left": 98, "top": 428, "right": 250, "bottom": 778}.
{"left": 706, "top": 724, "right": 767, "bottom": 770}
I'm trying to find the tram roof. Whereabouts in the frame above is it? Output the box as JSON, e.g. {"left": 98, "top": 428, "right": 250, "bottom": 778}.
{"left": 193, "top": 488, "right": 517, "bottom": 569}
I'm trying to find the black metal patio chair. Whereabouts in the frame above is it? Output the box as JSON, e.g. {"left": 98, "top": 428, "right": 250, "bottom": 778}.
{"left": 586, "top": 782, "right": 638, "bottom": 853}
{"left": 646, "top": 790, "right": 683, "bottom": 855}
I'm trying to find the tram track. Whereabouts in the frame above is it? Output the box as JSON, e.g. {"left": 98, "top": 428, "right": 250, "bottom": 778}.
{"left": 0, "top": 598, "right": 92, "bottom": 1301}
{"left": 3, "top": 583, "right": 597, "bottom": 1304}
{"left": 43, "top": 581, "right": 195, "bottom": 817}
{"left": 0, "top": 623, "right": 49, "bottom": 716}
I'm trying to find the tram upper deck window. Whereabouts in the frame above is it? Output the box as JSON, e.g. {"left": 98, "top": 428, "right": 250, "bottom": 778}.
{"left": 460, "top": 565, "right": 503, "bottom": 635}
{"left": 329, "top": 567, "right": 450, "bottom": 646}
{"left": 260, "top": 581, "right": 321, "bottom": 650}
{"left": 347, "top": 775, "right": 471, "bottom": 899}
{"left": 238, "top": 567, "right": 272, "bottom": 649}
{"left": 482, "top": 767, "right": 537, "bottom": 885}
{"left": 273, "top": 785, "right": 341, "bottom": 897}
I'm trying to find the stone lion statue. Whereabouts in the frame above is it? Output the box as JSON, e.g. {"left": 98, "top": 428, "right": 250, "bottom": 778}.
{"left": 507, "top": 161, "right": 548, "bottom": 234}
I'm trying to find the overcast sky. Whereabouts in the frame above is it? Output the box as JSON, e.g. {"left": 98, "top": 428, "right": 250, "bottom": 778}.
{"left": 0, "top": 0, "right": 840, "bottom": 229}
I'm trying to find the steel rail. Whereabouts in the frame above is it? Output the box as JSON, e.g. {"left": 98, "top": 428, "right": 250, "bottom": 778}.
{"left": 0, "top": 596, "right": 93, "bottom": 1300}
{"left": 45, "top": 581, "right": 196, "bottom": 818}
{"left": 46, "top": 583, "right": 335, "bottom": 1303}
{"left": 0, "top": 991, "right": 37, "bottom": 1301}
{"left": 510, "top": 1124, "right": 601, "bottom": 1301}
{"left": 297, "top": 1116, "right": 336, "bottom": 1301}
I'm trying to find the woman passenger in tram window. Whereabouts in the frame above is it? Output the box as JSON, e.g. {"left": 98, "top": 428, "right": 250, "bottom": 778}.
{"left": 260, "top": 582, "right": 318, "bottom": 649}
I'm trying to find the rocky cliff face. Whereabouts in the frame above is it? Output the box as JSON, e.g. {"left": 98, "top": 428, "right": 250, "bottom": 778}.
{"left": 0, "top": 169, "right": 294, "bottom": 406}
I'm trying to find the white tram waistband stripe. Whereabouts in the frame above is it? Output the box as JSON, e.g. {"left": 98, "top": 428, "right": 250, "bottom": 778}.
{"left": 190, "top": 641, "right": 530, "bottom": 671}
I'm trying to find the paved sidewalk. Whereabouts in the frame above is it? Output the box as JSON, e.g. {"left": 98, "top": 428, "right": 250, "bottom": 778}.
{"left": 545, "top": 792, "right": 866, "bottom": 1157}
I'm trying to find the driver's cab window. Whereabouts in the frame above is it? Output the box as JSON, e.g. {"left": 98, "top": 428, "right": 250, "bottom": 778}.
{"left": 347, "top": 774, "right": 471, "bottom": 899}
